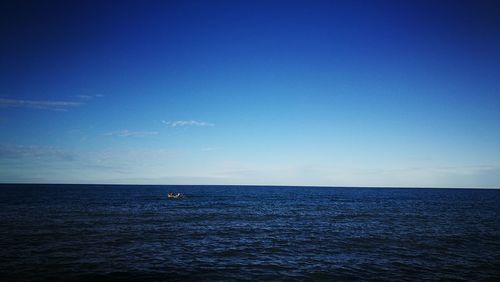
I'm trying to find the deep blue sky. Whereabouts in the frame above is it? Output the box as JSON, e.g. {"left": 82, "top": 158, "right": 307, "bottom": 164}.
{"left": 1, "top": 0, "right": 499, "bottom": 187}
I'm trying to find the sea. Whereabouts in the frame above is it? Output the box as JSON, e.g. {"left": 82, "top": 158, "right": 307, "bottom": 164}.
{"left": 0, "top": 184, "right": 499, "bottom": 281}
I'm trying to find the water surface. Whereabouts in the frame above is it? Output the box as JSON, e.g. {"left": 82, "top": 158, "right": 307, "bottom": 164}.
{"left": 1, "top": 184, "right": 499, "bottom": 281}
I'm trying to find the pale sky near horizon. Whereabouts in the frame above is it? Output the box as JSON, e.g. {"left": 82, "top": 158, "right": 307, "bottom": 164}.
{"left": 1, "top": 0, "right": 499, "bottom": 187}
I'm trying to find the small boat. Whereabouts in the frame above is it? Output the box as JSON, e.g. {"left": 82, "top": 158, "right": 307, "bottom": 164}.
{"left": 167, "top": 192, "right": 182, "bottom": 199}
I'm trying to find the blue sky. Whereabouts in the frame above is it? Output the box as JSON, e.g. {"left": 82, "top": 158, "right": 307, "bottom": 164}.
{"left": 1, "top": 0, "right": 499, "bottom": 187}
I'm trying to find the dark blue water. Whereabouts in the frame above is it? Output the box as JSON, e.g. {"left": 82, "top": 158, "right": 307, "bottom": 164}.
{"left": 1, "top": 184, "right": 499, "bottom": 281}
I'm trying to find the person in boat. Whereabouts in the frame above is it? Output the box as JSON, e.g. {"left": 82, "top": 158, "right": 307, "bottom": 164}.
{"left": 168, "top": 192, "right": 182, "bottom": 198}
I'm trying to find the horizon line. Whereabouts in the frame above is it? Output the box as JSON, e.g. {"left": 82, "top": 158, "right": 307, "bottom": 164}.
{"left": 0, "top": 182, "right": 498, "bottom": 190}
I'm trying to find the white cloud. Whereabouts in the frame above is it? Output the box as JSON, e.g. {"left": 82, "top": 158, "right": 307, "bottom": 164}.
{"left": 104, "top": 130, "right": 159, "bottom": 137}
{"left": 0, "top": 98, "right": 83, "bottom": 111}
{"left": 75, "top": 95, "right": 92, "bottom": 99}
{"left": 162, "top": 120, "right": 214, "bottom": 127}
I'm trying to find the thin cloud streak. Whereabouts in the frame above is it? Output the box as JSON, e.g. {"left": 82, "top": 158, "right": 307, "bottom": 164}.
{"left": 75, "top": 94, "right": 104, "bottom": 100}
{"left": 0, "top": 98, "right": 83, "bottom": 111}
{"left": 162, "top": 120, "right": 214, "bottom": 127}
{"left": 0, "top": 144, "right": 76, "bottom": 161}
{"left": 104, "top": 130, "right": 159, "bottom": 137}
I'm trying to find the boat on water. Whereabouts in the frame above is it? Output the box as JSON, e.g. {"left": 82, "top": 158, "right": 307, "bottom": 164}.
{"left": 167, "top": 192, "right": 182, "bottom": 199}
